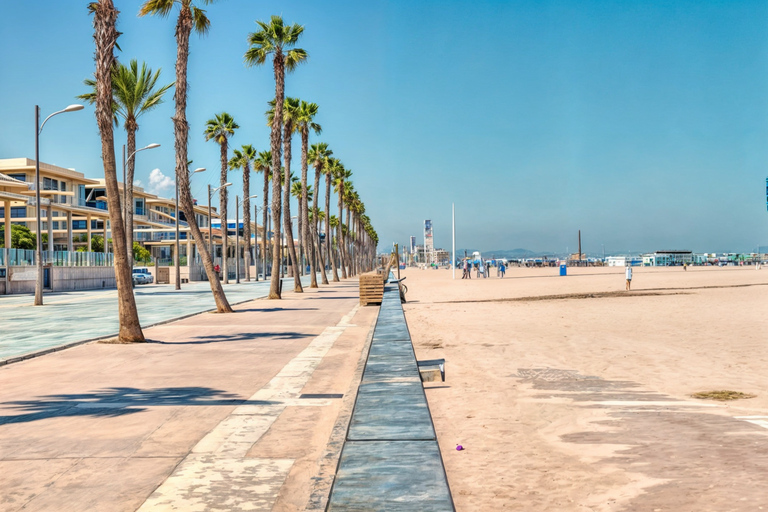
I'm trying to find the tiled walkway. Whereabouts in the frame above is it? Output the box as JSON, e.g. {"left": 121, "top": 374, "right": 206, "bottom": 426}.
{"left": 0, "top": 275, "right": 318, "bottom": 362}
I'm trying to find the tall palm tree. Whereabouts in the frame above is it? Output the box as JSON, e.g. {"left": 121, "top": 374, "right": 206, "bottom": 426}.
{"left": 245, "top": 15, "right": 307, "bottom": 299}
{"left": 329, "top": 214, "right": 340, "bottom": 273}
{"left": 89, "top": 0, "right": 143, "bottom": 341}
{"left": 324, "top": 158, "right": 341, "bottom": 281}
{"left": 333, "top": 166, "right": 352, "bottom": 278}
{"left": 308, "top": 143, "right": 331, "bottom": 284}
{"left": 78, "top": 60, "right": 173, "bottom": 269}
{"left": 204, "top": 112, "right": 238, "bottom": 284}
{"left": 295, "top": 101, "right": 321, "bottom": 287}
{"left": 229, "top": 144, "right": 256, "bottom": 281}
{"left": 139, "top": 0, "right": 233, "bottom": 312}
{"left": 267, "top": 97, "right": 303, "bottom": 292}
{"left": 253, "top": 150, "right": 271, "bottom": 280}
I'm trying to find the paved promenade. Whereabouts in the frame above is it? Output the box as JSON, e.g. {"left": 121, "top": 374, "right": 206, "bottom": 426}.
{"left": 0, "top": 275, "right": 320, "bottom": 362}
{"left": 0, "top": 279, "right": 377, "bottom": 512}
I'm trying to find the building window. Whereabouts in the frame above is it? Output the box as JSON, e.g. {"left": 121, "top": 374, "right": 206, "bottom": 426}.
{"left": 10, "top": 207, "right": 27, "bottom": 218}
{"left": 72, "top": 220, "right": 86, "bottom": 230}
{"left": 7, "top": 173, "right": 26, "bottom": 182}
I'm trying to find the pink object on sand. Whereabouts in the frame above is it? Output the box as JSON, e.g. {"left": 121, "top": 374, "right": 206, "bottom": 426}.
{"left": 456, "top": 445, "right": 464, "bottom": 451}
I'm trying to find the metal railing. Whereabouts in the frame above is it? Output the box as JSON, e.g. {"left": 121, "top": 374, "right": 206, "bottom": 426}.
{"left": 0, "top": 248, "right": 114, "bottom": 267}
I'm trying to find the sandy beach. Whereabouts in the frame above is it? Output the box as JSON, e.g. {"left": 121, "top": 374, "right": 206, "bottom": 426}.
{"left": 402, "top": 265, "right": 768, "bottom": 511}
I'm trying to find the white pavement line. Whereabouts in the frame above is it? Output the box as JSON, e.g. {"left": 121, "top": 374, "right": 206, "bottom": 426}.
{"left": 137, "top": 304, "right": 359, "bottom": 512}
{"left": 735, "top": 416, "right": 768, "bottom": 430}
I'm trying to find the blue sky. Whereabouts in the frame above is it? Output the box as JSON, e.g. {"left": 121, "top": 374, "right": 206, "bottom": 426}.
{"left": 1, "top": 0, "right": 767, "bottom": 254}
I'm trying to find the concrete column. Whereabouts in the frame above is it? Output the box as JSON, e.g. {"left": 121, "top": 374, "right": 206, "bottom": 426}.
{"left": 3, "top": 200, "right": 10, "bottom": 251}
{"left": 46, "top": 205, "right": 53, "bottom": 253}
{"left": 186, "top": 239, "right": 192, "bottom": 267}
{"left": 86, "top": 215, "right": 92, "bottom": 266}
{"left": 103, "top": 219, "right": 108, "bottom": 254}
{"left": 66, "top": 212, "right": 73, "bottom": 252}
{"left": 3, "top": 200, "right": 8, "bottom": 295}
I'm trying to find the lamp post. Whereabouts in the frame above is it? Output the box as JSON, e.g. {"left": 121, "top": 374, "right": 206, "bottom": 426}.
{"left": 208, "top": 182, "right": 232, "bottom": 273}
{"left": 35, "top": 104, "right": 83, "bottom": 306}
{"left": 122, "top": 143, "right": 160, "bottom": 222}
{"left": 175, "top": 167, "right": 205, "bottom": 290}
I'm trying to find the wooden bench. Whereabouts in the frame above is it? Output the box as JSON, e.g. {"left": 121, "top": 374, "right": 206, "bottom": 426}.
{"left": 359, "top": 272, "right": 385, "bottom": 306}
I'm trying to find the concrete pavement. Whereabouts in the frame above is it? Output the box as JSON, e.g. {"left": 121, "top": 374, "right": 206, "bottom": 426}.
{"left": 0, "top": 279, "right": 377, "bottom": 512}
{"left": 0, "top": 275, "right": 322, "bottom": 363}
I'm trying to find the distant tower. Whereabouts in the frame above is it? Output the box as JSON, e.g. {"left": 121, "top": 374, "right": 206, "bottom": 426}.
{"left": 424, "top": 220, "right": 434, "bottom": 264}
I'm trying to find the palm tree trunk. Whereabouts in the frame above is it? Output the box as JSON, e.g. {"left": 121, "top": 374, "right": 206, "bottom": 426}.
{"left": 219, "top": 142, "right": 229, "bottom": 284}
{"left": 338, "top": 183, "right": 347, "bottom": 279}
{"left": 243, "top": 162, "right": 251, "bottom": 281}
{"left": 326, "top": 173, "right": 338, "bottom": 282}
{"left": 92, "top": 0, "right": 145, "bottom": 341}
{"left": 283, "top": 121, "right": 302, "bottom": 293}
{"left": 262, "top": 169, "right": 269, "bottom": 281}
{"left": 125, "top": 122, "right": 137, "bottom": 271}
{"left": 300, "top": 128, "right": 316, "bottom": 288}
{"left": 174, "top": 4, "right": 231, "bottom": 312}
{"left": 313, "top": 163, "right": 327, "bottom": 284}
{"left": 268, "top": 55, "right": 284, "bottom": 299}
{"left": 345, "top": 206, "right": 352, "bottom": 276}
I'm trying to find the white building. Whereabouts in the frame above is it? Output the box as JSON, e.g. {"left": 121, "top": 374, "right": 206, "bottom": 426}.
{"left": 642, "top": 250, "right": 693, "bottom": 266}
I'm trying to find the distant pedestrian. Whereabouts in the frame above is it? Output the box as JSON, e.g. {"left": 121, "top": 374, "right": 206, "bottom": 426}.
{"left": 462, "top": 260, "right": 468, "bottom": 279}
{"left": 499, "top": 262, "right": 506, "bottom": 278}
{"left": 478, "top": 262, "right": 484, "bottom": 278}
{"left": 625, "top": 264, "right": 633, "bottom": 291}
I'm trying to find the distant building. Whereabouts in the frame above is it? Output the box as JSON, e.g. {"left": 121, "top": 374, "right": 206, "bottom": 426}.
{"left": 642, "top": 250, "right": 693, "bottom": 266}
{"left": 606, "top": 256, "right": 643, "bottom": 266}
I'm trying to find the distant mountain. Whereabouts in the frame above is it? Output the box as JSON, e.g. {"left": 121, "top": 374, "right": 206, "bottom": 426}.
{"left": 457, "top": 248, "right": 555, "bottom": 259}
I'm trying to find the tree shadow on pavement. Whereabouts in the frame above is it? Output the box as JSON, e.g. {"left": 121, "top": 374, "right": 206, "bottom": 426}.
{"left": 0, "top": 386, "right": 275, "bottom": 425}
{"left": 149, "top": 332, "right": 313, "bottom": 344}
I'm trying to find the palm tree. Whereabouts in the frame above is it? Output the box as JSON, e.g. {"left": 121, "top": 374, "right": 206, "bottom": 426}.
{"left": 78, "top": 61, "right": 173, "bottom": 270}
{"left": 308, "top": 143, "right": 331, "bottom": 284}
{"left": 89, "top": 0, "right": 143, "bottom": 341}
{"left": 333, "top": 165, "right": 352, "bottom": 278}
{"left": 329, "top": 214, "right": 340, "bottom": 273}
{"left": 295, "top": 101, "right": 321, "bottom": 287}
{"left": 267, "top": 97, "right": 303, "bottom": 292}
{"left": 245, "top": 15, "right": 307, "bottom": 299}
{"left": 253, "top": 150, "right": 271, "bottom": 280}
{"left": 324, "top": 158, "right": 341, "bottom": 281}
{"left": 229, "top": 144, "right": 256, "bottom": 281}
{"left": 204, "top": 112, "right": 238, "bottom": 284}
{"left": 139, "top": 0, "right": 233, "bottom": 313}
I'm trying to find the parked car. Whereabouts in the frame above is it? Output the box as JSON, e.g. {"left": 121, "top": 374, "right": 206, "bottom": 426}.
{"left": 132, "top": 267, "right": 153, "bottom": 285}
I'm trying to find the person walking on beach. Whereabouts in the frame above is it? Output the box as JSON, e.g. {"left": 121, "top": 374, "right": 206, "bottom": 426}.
{"left": 499, "top": 262, "right": 506, "bottom": 278}
{"left": 478, "top": 261, "right": 484, "bottom": 278}
{"left": 625, "top": 264, "right": 633, "bottom": 291}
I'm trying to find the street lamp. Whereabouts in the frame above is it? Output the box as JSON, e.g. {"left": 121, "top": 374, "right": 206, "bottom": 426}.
{"left": 208, "top": 182, "right": 232, "bottom": 272}
{"left": 34, "top": 104, "right": 83, "bottom": 306}
{"left": 235, "top": 194, "right": 258, "bottom": 284}
{"left": 175, "top": 167, "right": 205, "bottom": 290}
{"left": 122, "top": 143, "right": 160, "bottom": 223}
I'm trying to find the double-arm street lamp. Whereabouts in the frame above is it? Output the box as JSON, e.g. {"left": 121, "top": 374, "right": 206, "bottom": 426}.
{"left": 35, "top": 104, "right": 83, "bottom": 306}
{"left": 207, "top": 183, "right": 232, "bottom": 268}
{"left": 175, "top": 167, "right": 206, "bottom": 290}
{"left": 122, "top": 143, "right": 160, "bottom": 222}
{"left": 235, "top": 194, "right": 257, "bottom": 284}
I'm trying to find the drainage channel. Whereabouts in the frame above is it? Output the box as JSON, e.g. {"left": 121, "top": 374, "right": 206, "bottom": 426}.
{"left": 326, "top": 281, "right": 455, "bottom": 511}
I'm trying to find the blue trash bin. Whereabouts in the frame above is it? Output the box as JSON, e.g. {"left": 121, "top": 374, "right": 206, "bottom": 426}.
{"left": 559, "top": 263, "right": 567, "bottom": 276}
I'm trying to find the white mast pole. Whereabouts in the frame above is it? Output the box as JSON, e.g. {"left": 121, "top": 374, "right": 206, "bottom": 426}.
{"left": 452, "top": 203, "right": 456, "bottom": 280}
